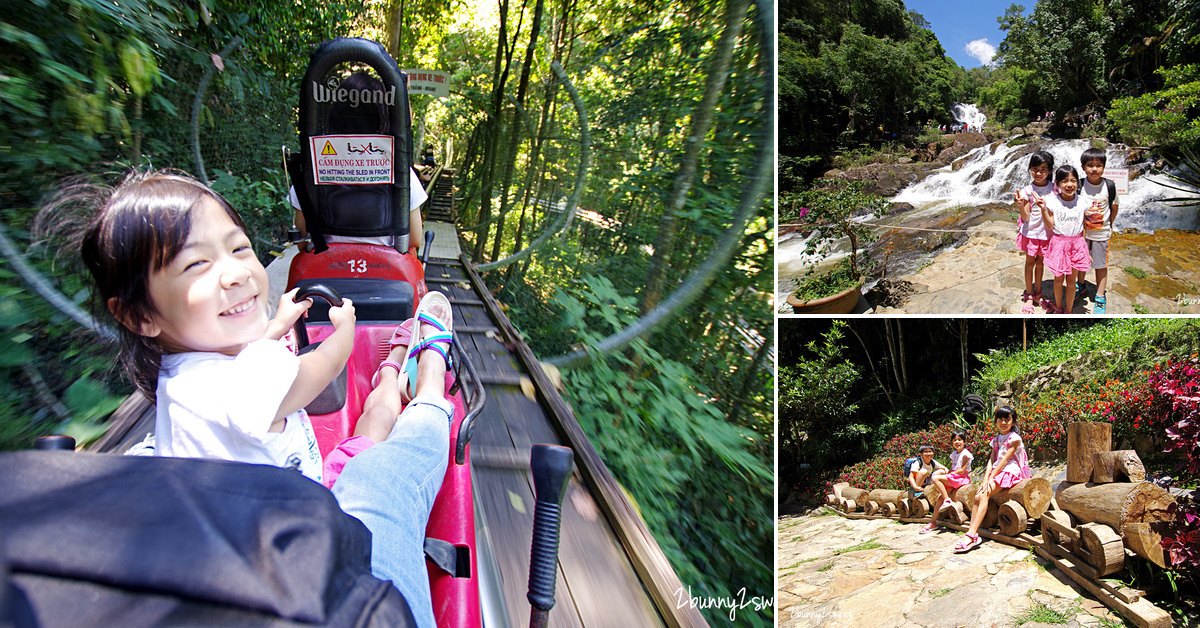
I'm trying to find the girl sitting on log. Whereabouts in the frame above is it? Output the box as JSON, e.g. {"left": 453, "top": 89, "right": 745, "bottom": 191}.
{"left": 921, "top": 431, "right": 973, "bottom": 533}
{"left": 955, "top": 408, "right": 1031, "bottom": 552}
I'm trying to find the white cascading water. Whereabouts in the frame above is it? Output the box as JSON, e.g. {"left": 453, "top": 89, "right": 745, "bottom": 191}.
{"left": 952, "top": 103, "right": 987, "bottom": 132}
{"left": 777, "top": 106, "right": 1200, "bottom": 307}
{"left": 892, "top": 138, "right": 1200, "bottom": 233}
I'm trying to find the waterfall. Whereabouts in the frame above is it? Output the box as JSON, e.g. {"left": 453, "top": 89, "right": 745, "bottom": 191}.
{"left": 952, "top": 104, "right": 987, "bottom": 132}
{"left": 892, "top": 139, "right": 1200, "bottom": 233}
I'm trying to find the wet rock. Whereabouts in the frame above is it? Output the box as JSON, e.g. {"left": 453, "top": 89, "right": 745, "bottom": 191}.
{"left": 886, "top": 202, "right": 916, "bottom": 216}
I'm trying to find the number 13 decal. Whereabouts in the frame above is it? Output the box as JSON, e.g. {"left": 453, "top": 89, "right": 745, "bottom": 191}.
{"left": 350, "top": 259, "right": 368, "bottom": 273}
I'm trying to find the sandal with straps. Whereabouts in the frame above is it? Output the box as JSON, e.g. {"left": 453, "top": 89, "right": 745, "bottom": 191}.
{"left": 397, "top": 291, "right": 454, "bottom": 395}
{"left": 953, "top": 533, "right": 981, "bottom": 553}
{"left": 371, "top": 318, "right": 416, "bottom": 402}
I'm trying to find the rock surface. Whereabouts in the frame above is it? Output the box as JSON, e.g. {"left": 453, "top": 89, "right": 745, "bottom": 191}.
{"left": 777, "top": 511, "right": 1123, "bottom": 628}
{"left": 873, "top": 221, "right": 1200, "bottom": 315}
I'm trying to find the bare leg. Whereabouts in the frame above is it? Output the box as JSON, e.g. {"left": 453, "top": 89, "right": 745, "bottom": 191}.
{"left": 1065, "top": 270, "right": 1077, "bottom": 313}
{"left": 354, "top": 341, "right": 408, "bottom": 443}
{"left": 1095, "top": 266, "right": 1108, "bottom": 298}
{"left": 1053, "top": 275, "right": 1065, "bottom": 311}
{"left": 965, "top": 481, "right": 997, "bottom": 537}
{"left": 1033, "top": 257, "right": 1045, "bottom": 299}
{"left": 1024, "top": 256, "right": 1035, "bottom": 296}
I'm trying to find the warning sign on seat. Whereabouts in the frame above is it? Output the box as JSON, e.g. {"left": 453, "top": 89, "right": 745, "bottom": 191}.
{"left": 309, "top": 135, "right": 394, "bottom": 185}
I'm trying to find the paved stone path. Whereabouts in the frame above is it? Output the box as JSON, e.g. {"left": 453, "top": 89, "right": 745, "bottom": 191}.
{"left": 874, "top": 220, "right": 1200, "bottom": 315}
{"left": 776, "top": 511, "right": 1124, "bottom": 628}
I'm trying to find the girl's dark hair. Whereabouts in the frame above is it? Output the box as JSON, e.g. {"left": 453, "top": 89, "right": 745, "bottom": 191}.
{"left": 1054, "top": 165, "right": 1079, "bottom": 185}
{"left": 994, "top": 406, "right": 1020, "bottom": 433}
{"left": 951, "top": 430, "right": 968, "bottom": 442}
{"left": 1029, "top": 151, "right": 1055, "bottom": 171}
{"left": 36, "top": 170, "right": 246, "bottom": 400}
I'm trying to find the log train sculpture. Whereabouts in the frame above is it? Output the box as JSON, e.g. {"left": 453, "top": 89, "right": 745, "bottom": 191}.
{"left": 822, "top": 422, "right": 1178, "bottom": 628}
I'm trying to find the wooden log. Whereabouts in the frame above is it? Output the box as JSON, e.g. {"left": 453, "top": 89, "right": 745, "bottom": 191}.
{"left": 1033, "top": 545, "right": 1172, "bottom": 628}
{"left": 1124, "top": 522, "right": 1169, "bottom": 569}
{"left": 841, "top": 487, "right": 870, "bottom": 509}
{"left": 843, "top": 499, "right": 859, "bottom": 513}
{"left": 991, "top": 478, "right": 1053, "bottom": 519}
{"left": 913, "top": 497, "right": 931, "bottom": 519}
{"left": 1055, "top": 481, "right": 1176, "bottom": 564}
{"left": 867, "top": 488, "right": 906, "bottom": 505}
{"left": 826, "top": 493, "right": 837, "bottom": 506}
{"left": 1079, "top": 523, "right": 1125, "bottom": 577}
{"left": 881, "top": 502, "right": 898, "bottom": 518}
{"left": 1042, "top": 511, "right": 1075, "bottom": 552}
{"left": 999, "top": 501, "right": 1028, "bottom": 537}
{"left": 863, "top": 501, "right": 880, "bottom": 516}
{"left": 1092, "top": 450, "right": 1146, "bottom": 483}
{"left": 897, "top": 498, "right": 911, "bottom": 518}
{"left": 944, "top": 501, "right": 966, "bottom": 525}
{"left": 1068, "top": 422, "right": 1112, "bottom": 483}
{"left": 831, "top": 482, "right": 850, "bottom": 500}
{"left": 952, "top": 483, "right": 980, "bottom": 512}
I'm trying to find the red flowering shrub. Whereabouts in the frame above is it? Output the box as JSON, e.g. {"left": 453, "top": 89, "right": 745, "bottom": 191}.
{"left": 823, "top": 426, "right": 990, "bottom": 495}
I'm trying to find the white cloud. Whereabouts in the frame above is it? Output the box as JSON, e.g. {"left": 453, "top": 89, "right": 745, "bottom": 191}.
{"left": 964, "top": 39, "right": 996, "bottom": 67}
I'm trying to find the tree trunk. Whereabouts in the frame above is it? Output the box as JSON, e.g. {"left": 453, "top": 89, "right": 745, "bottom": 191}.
{"left": 1091, "top": 450, "right": 1145, "bottom": 483}
{"left": 641, "top": 0, "right": 749, "bottom": 313}
{"left": 841, "top": 487, "right": 869, "bottom": 511}
{"left": 1055, "top": 481, "right": 1176, "bottom": 565}
{"left": 1067, "top": 422, "right": 1112, "bottom": 483}
{"left": 959, "top": 319, "right": 968, "bottom": 395}
{"left": 991, "top": 478, "right": 1053, "bottom": 519}
{"left": 867, "top": 488, "right": 906, "bottom": 505}
{"left": 846, "top": 322, "right": 893, "bottom": 405}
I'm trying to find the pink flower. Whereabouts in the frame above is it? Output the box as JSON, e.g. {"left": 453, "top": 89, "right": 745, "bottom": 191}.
{"left": 798, "top": 206, "right": 810, "bottom": 219}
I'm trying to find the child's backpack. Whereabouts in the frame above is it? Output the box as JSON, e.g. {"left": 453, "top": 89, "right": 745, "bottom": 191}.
{"left": 902, "top": 456, "right": 922, "bottom": 480}
{"left": 1099, "top": 177, "right": 1117, "bottom": 206}
{"left": 0, "top": 450, "right": 417, "bottom": 628}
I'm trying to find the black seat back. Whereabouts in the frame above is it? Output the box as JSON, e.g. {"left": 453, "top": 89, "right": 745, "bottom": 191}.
{"left": 290, "top": 38, "right": 413, "bottom": 253}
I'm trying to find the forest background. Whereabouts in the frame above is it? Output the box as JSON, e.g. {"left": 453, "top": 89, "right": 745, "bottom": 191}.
{"left": 779, "top": 0, "right": 1200, "bottom": 188}
{"left": 0, "top": 0, "right": 774, "bottom": 625}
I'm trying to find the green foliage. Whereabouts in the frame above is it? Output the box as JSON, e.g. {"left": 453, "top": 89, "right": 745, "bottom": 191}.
{"left": 1126, "top": 265, "right": 1150, "bottom": 279}
{"left": 779, "top": 0, "right": 972, "bottom": 181}
{"left": 972, "top": 319, "right": 1195, "bottom": 393}
{"left": 1109, "top": 65, "right": 1200, "bottom": 150}
{"left": 781, "top": 179, "right": 883, "bottom": 295}
{"left": 554, "top": 275, "right": 772, "bottom": 627}
{"left": 1016, "top": 601, "right": 1073, "bottom": 625}
{"left": 779, "top": 321, "right": 866, "bottom": 473}
{"left": 790, "top": 258, "right": 860, "bottom": 302}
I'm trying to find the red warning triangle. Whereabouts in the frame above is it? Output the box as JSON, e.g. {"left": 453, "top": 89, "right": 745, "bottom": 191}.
{"left": 321, "top": 141, "right": 337, "bottom": 155}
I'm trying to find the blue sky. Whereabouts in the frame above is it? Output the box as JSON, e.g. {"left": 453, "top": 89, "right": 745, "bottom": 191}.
{"left": 903, "top": 0, "right": 1033, "bottom": 69}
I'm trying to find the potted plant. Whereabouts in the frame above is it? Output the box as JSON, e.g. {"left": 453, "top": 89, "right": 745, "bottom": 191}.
{"left": 782, "top": 179, "right": 883, "bottom": 314}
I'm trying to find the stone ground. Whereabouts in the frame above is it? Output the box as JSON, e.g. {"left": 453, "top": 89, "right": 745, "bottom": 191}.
{"left": 776, "top": 511, "right": 1124, "bottom": 628}
{"left": 874, "top": 221, "right": 1200, "bottom": 315}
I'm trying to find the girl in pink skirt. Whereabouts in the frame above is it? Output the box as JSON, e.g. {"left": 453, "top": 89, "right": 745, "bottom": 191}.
{"left": 954, "top": 408, "right": 1031, "bottom": 552}
{"left": 1013, "top": 151, "right": 1055, "bottom": 314}
{"left": 1035, "top": 166, "right": 1090, "bottom": 314}
{"left": 920, "top": 430, "right": 973, "bottom": 534}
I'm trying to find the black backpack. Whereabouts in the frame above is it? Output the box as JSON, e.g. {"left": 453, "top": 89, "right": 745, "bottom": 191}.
{"left": 0, "top": 451, "right": 416, "bottom": 627}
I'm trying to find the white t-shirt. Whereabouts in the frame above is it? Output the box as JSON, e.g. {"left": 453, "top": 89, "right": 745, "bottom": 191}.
{"left": 1044, "top": 192, "right": 1084, "bottom": 237}
{"left": 288, "top": 169, "right": 429, "bottom": 247}
{"left": 1078, "top": 178, "right": 1117, "bottom": 241}
{"left": 1019, "top": 182, "right": 1054, "bottom": 240}
{"left": 950, "top": 448, "right": 973, "bottom": 476}
{"left": 155, "top": 339, "right": 323, "bottom": 483}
